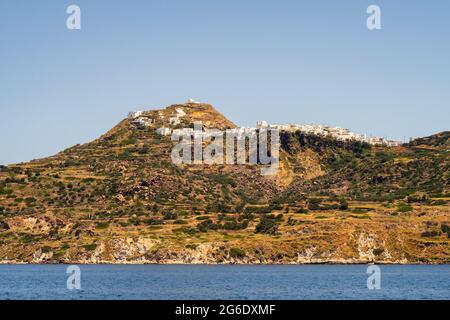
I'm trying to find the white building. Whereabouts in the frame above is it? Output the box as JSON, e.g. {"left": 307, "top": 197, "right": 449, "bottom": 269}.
{"left": 132, "top": 117, "right": 152, "bottom": 128}
{"left": 256, "top": 120, "right": 269, "bottom": 128}
{"left": 156, "top": 127, "right": 172, "bottom": 136}
{"left": 128, "top": 111, "right": 143, "bottom": 119}
{"left": 169, "top": 116, "right": 180, "bottom": 125}
{"left": 168, "top": 107, "right": 186, "bottom": 125}
{"left": 265, "top": 121, "right": 401, "bottom": 146}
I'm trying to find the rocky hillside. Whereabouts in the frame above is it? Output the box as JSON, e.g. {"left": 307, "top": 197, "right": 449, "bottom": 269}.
{"left": 0, "top": 102, "right": 448, "bottom": 264}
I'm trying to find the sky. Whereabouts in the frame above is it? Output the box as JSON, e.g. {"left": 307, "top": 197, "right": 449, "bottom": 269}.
{"left": 0, "top": 0, "right": 449, "bottom": 165}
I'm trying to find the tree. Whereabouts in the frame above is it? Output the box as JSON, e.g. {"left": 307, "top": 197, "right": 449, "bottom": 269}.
{"left": 255, "top": 217, "right": 278, "bottom": 235}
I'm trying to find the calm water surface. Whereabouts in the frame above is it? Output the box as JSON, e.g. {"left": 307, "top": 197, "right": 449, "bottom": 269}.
{"left": 0, "top": 264, "right": 448, "bottom": 300}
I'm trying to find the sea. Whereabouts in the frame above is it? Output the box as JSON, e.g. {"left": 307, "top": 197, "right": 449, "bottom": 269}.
{"left": 0, "top": 264, "right": 448, "bottom": 300}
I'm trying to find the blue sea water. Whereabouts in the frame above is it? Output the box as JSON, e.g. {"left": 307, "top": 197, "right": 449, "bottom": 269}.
{"left": 0, "top": 264, "right": 448, "bottom": 300}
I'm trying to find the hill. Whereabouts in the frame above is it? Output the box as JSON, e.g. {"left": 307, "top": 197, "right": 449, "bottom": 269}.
{"left": 0, "top": 102, "right": 448, "bottom": 264}
{"left": 408, "top": 131, "right": 450, "bottom": 148}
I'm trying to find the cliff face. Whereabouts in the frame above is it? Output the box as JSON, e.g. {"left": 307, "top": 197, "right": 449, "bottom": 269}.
{"left": 0, "top": 103, "right": 448, "bottom": 264}
{"left": 1, "top": 203, "right": 449, "bottom": 264}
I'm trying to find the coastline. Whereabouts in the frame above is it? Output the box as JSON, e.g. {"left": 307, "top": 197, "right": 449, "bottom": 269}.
{"left": 1, "top": 259, "right": 448, "bottom": 265}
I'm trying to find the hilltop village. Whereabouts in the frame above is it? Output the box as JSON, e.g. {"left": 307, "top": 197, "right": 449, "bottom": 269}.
{"left": 128, "top": 100, "right": 402, "bottom": 146}
{"left": 0, "top": 99, "right": 447, "bottom": 264}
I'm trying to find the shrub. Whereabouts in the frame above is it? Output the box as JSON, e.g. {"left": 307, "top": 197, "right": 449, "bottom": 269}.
{"left": 307, "top": 198, "right": 322, "bottom": 210}
{"left": 25, "top": 197, "right": 36, "bottom": 206}
{"left": 173, "top": 227, "right": 198, "bottom": 235}
{"left": 338, "top": 200, "right": 349, "bottom": 210}
{"left": 441, "top": 224, "right": 450, "bottom": 234}
{"left": 121, "top": 136, "right": 138, "bottom": 146}
{"left": 197, "top": 219, "right": 219, "bottom": 232}
{"left": 222, "top": 220, "right": 248, "bottom": 230}
{"left": 82, "top": 243, "right": 97, "bottom": 251}
{"left": 421, "top": 231, "right": 440, "bottom": 238}
{"left": 20, "top": 233, "right": 37, "bottom": 243}
{"left": 372, "top": 248, "right": 384, "bottom": 256}
{"left": 406, "top": 193, "right": 429, "bottom": 203}
{"left": 95, "top": 222, "right": 110, "bottom": 229}
{"left": 0, "top": 220, "right": 10, "bottom": 230}
{"left": 238, "top": 212, "right": 255, "bottom": 221}
{"left": 229, "top": 247, "right": 246, "bottom": 258}
{"left": 163, "top": 212, "right": 178, "bottom": 220}
{"left": 60, "top": 243, "right": 70, "bottom": 250}
{"left": 0, "top": 188, "right": 12, "bottom": 195}
{"left": 41, "top": 246, "right": 52, "bottom": 253}
{"left": 243, "top": 206, "right": 271, "bottom": 214}
{"left": 118, "top": 150, "right": 132, "bottom": 160}
{"left": 144, "top": 218, "right": 164, "bottom": 226}
{"left": 128, "top": 217, "right": 140, "bottom": 226}
{"left": 255, "top": 217, "right": 278, "bottom": 235}
{"left": 375, "top": 151, "right": 393, "bottom": 163}
{"left": 430, "top": 200, "right": 447, "bottom": 206}
{"left": 396, "top": 204, "right": 413, "bottom": 213}
{"left": 196, "top": 216, "right": 211, "bottom": 221}
{"left": 294, "top": 208, "right": 309, "bottom": 214}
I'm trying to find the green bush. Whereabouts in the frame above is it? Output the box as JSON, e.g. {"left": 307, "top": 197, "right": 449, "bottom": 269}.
{"left": 421, "top": 231, "right": 440, "bottom": 238}
{"left": 430, "top": 200, "right": 447, "bottom": 206}
{"left": 406, "top": 193, "right": 429, "bottom": 203}
{"left": 121, "top": 136, "right": 138, "bottom": 146}
{"left": 396, "top": 204, "right": 413, "bottom": 213}
{"left": 41, "top": 246, "right": 52, "bottom": 253}
{"left": 95, "top": 222, "right": 110, "bottom": 229}
{"left": 0, "top": 220, "right": 10, "bottom": 230}
{"left": 196, "top": 216, "right": 211, "bottom": 221}
{"left": 82, "top": 243, "right": 97, "bottom": 251}
{"left": 118, "top": 150, "right": 132, "bottom": 160}
{"left": 338, "top": 200, "right": 349, "bottom": 210}
{"left": 375, "top": 151, "right": 394, "bottom": 163}
{"left": 372, "top": 248, "right": 384, "bottom": 256}
{"left": 255, "top": 217, "right": 278, "bottom": 235}
{"left": 173, "top": 227, "right": 199, "bottom": 235}
{"left": 243, "top": 206, "right": 271, "bottom": 214}
{"left": 222, "top": 220, "right": 248, "bottom": 230}
{"left": 163, "top": 212, "right": 178, "bottom": 220}
{"left": 144, "top": 218, "right": 164, "bottom": 226}
{"left": 197, "top": 219, "right": 220, "bottom": 232}
{"left": 294, "top": 208, "right": 309, "bottom": 214}
{"left": 0, "top": 187, "right": 12, "bottom": 195}
{"left": 238, "top": 212, "right": 255, "bottom": 221}
{"left": 20, "top": 233, "right": 37, "bottom": 243}
{"left": 441, "top": 224, "right": 450, "bottom": 236}
{"left": 307, "top": 198, "right": 322, "bottom": 210}
{"left": 25, "top": 197, "right": 37, "bottom": 206}
{"left": 229, "top": 247, "right": 246, "bottom": 258}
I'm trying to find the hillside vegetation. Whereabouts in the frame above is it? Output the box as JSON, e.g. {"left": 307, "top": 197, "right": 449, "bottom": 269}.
{"left": 0, "top": 103, "right": 448, "bottom": 263}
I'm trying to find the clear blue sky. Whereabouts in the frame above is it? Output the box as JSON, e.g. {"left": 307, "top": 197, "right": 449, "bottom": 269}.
{"left": 1, "top": 0, "right": 449, "bottom": 165}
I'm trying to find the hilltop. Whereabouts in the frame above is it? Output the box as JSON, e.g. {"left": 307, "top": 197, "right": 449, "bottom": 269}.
{"left": 0, "top": 101, "right": 448, "bottom": 264}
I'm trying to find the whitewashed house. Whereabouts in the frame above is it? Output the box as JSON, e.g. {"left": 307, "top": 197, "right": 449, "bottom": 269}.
{"left": 168, "top": 107, "right": 186, "bottom": 125}
{"left": 169, "top": 116, "right": 180, "bottom": 125}
{"left": 128, "top": 111, "right": 143, "bottom": 119}
{"left": 132, "top": 117, "right": 152, "bottom": 128}
{"left": 156, "top": 127, "right": 172, "bottom": 136}
{"left": 256, "top": 121, "right": 269, "bottom": 128}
